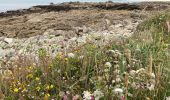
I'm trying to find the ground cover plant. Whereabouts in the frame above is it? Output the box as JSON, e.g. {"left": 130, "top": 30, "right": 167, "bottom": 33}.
{"left": 0, "top": 12, "right": 170, "bottom": 100}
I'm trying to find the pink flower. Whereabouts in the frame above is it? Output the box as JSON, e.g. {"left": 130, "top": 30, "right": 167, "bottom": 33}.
{"left": 63, "top": 94, "right": 68, "bottom": 100}
{"left": 120, "top": 96, "right": 125, "bottom": 100}
{"left": 91, "top": 96, "right": 95, "bottom": 100}
{"left": 72, "top": 95, "right": 79, "bottom": 100}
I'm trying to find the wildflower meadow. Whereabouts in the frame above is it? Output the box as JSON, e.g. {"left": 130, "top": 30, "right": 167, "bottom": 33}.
{"left": 0, "top": 12, "right": 170, "bottom": 100}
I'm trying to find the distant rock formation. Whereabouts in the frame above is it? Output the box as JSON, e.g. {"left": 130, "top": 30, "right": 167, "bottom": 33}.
{"left": 0, "top": 2, "right": 170, "bottom": 18}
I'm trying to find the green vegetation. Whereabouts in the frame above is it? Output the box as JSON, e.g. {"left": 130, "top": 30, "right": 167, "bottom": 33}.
{"left": 0, "top": 13, "right": 170, "bottom": 100}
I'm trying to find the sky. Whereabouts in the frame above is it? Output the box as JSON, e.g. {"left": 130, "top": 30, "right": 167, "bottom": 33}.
{"left": 0, "top": 0, "right": 170, "bottom": 12}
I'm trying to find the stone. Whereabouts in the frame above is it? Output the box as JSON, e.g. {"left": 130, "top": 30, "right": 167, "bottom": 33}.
{"left": 70, "top": 37, "right": 77, "bottom": 42}
{"left": 83, "top": 26, "right": 89, "bottom": 33}
{"left": 115, "top": 24, "right": 123, "bottom": 28}
{"left": 74, "top": 27, "right": 84, "bottom": 36}
{"left": 27, "top": 16, "right": 43, "bottom": 23}
{"left": 0, "top": 32, "right": 4, "bottom": 37}
{"left": 77, "top": 35, "right": 87, "bottom": 44}
{"left": 105, "top": 19, "right": 111, "bottom": 25}
{"left": 43, "top": 29, "right": 55, "bottom": 36}
{"left": 0, "top": 49, "right": 4, "bottom": 57}
{"left": 91, "top": 33, "right": 102, "bottom": 40}
{"left": 29, "top": 7, "right": 42, "bottom": 11}
{"left": 4, "top": 38, "right": 13, "bottom": 44}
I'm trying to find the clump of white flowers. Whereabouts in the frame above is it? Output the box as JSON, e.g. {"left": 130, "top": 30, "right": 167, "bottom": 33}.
{"left": 83, "top": 90, "right": 104, "bottom": 100}
{"left": 107, "top": 50, "right": 115, "bottom": 55}
{"left": 107, "top": 50, "right": 121, "bottom": 58}
{"left": 83, "top": 91, "right": 92, "bottom": 100}
{"left": 166, "top": 96, "right": 170, "bottom": 100}
{"left": 113, "top": 88, "right": 123, "bottom": 94}
{"left": 147, "top": 83, "right": 155, "bottom": 91}
{"left": 93, "top": 90, "right": 104, "bottom": 100}
{"left": 104, "top": 62, "right": 112, "bottom": 73}
{"left": 147, "top": 74, "right": 156, "bottom": 91}
{"left": 115, "top": 50, "right": 122, "bottom": 56}
{"left": 105, "top": 62, "right": 112, "bottom": 68}
{"left": 129, "top": 70, "right": 136, "bottom": 76}
{"left": 150, "top": 73, "right": 155, "bottom": 79}
{"left": 79, "top": 55, "right": 84, "bottom": 59}
{"left": 128, "top": 67, "right": 156, "bottom": 91}
{"left": 115, "top": 75, "right": 121, "bottom": 83}
{"left": 136, "top": 68, "right": 145, "bottom": 73}
{"left": 67, "top": 53, "right": 75, "bottom": 58}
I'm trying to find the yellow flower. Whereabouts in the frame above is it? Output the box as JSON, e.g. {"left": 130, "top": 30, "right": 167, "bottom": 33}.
{"left": 14, "top": 88, "right": 19, "bottom": 93}
{"left": 46, "top": 85, "right": 50, "bottom": 90}
{"left": 49, "top": 64, "right": 53, "bottom": 68}
{"left": 44, "top": 93, "right": 50, "bottom": 100}
{"left": 36, "top": 86, "right": 41, "bottom": 91}
{"left": 162, "top": 43, "right": 169, "bottom": 49}
{"left": 3, "top": 70, "right": 13, "bottom": 77}
{"left": 65, "top": 58, "right": 68, "bottom": 61}
{"left": 56, "top": 52, "right": 62, "bottom": 59}
{"left": 22, "top": 88, "right": 27, "bottom": 92}
{"left": 29, "top": 66, "right": 33, "bottom": 69}
{"left": 35, "top": 77, "right": 40, "bottom": 81}
{"left": 46, "top": 93, "right": 50, "bottom": 97}
{"left": 26, "top": 74, "right": 33, "bottom": 78}
{"left": 44, "top": 95, "right": 48, "bottom": 100}
{"left": 75, "top": 50, "right": 80, "bottom": 53}
{"left": 50, "top": 85, "right": 54, "bottom": 89}
{"left": 47, "top": 93, "right": 50, "bottom": 97}
{"left": 92, "top": 45, "right": 96, "bottom": 48}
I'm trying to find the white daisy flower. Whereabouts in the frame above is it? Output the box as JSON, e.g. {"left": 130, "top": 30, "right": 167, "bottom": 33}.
{"left": 67, "top": 53, "right": 75, "bottom": 58}
{"left": 93, "top": 90, "right": 104, "bottom": 100}
{"left": 113, "top": 88, "right": 123, "bottom": 94}
{"left": 129, "top": 70, "right": 136, "bottom": 76}
{"left": 105, "top": 62, "right": 112, "bottom": 68}
{"left": 151, "top": 73, "right": 155, "bottom": 79}
{"left": 147, "top": 83, "right": 155, "bottom": 91}
{"left": 83, "top": 91, "right": 92, "bottom": 100}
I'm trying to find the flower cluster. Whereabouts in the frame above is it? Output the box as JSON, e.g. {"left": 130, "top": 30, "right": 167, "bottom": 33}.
{"left": 0, "top": 41, "right": 169, "bottom": 100}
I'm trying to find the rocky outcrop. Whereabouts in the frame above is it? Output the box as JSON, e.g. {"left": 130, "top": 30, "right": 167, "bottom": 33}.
{"left": 0, "top": 18, "right": 140, "bottom": 67}
{"left": 0, "top": 9, "right": 146, "bottom": 38}
{"left": 1, "top": 2, "right": 170, "bottom": 18}
{"left": 0, "top": 1, "right": 169, "bottom": 69}
{"left": 0, "top": 2, "right": 140, "bottom": 18}
{"left": 0, "top": 8, "right": 145, "bottom": 69}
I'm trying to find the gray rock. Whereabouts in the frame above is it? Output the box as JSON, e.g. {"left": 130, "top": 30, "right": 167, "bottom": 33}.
{"left": 4, "top": 38, "right": 13, "bottom": 44}
{"left": 70, "top": 37, "right": 77, "bottom": 41}
{"left": 29, "top": 7, "right": 42, "bottom": 11}
{"left": 0, "top": 49, "right": 4, "bottom": 57}
{"left": 115, "top": 24, "right": 123, "bottom": 28}
{"left": 0, "top": 32, "right": 4, "bottom": 37}
{"left": 105, "top": 19, "right": 111, "bottom": 25}
{"left": 44, "top": 29, "right": 55, "bottom": 36}
{"left": 83, "top": 26, "right": 91, "bottom": 33}
{"left": 77, "top": 35, "right": 87, "bottom": 44}
{"left": 91, "top": 33, "right": 102, "bottom": 40}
